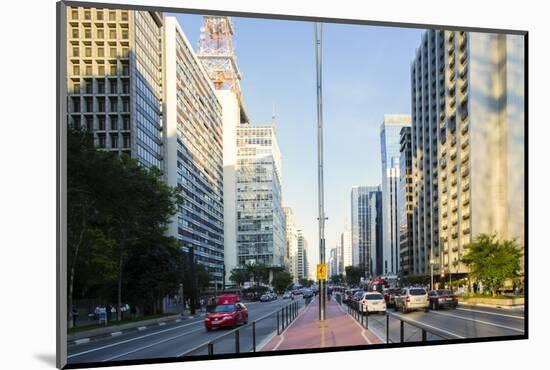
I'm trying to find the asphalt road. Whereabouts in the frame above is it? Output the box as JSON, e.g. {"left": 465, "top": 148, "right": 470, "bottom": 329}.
{"left": 362, "top": 304, "right": 525, "bottom": 342}
{"left": 67, "top": 297, "right": 304, "bottom": 364}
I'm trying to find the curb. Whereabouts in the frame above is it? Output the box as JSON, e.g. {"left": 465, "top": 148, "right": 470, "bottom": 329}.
{"left": 458, "top": 302, "right": 524, "bottom": 311}
{"left": 68, "top": 313, "right": 207, "bottom": 346}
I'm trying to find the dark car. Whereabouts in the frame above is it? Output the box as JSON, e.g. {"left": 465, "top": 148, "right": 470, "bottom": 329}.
{"left": 204, "top": 302, "right": 248, "bottom": 331}
{"left": 427, "top": 290, "right": 458, "bottom": 310}
{"left": 383, "top": 287, "right": 402, "bottom": 307}
{"left": 303, "top": 289, "right": 314, "bottom": 298}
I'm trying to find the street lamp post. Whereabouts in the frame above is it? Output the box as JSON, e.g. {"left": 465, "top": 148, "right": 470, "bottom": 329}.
{"left": 314, "top": 22, "right": 326, "bottom": 321}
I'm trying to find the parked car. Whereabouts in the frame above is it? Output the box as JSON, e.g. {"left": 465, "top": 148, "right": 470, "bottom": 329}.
{"left": 359, "top": 292, "right": 387, "bottom": 314}
{"left": 427, "top": 290, "right": 458, "bottom": 310}
{"left": 204, "top": 298, "right": 248, "bottom": 331}
{"left": 292, "top": 289, "right": 303, "bottom": 296}
{"left": 260, "top": 294, "right": 271, "bottom": 302}
{"left": 350, "top": 290, "right": 365, "bottom": 310}
{"left": 282, "top": 291, "right": 292, "bottom": 299}
{"left": 383, "top": 287, "right": 402, "bottom": 307}
{"left": 394, "top": 287, "right": 429, "bottom": 313}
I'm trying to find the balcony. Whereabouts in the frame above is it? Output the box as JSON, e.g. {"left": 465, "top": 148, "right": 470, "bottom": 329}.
{"left": 461, "top": 166, "right": 470, "bottom": 178}
{"left": 461, "top": 137, "right": 469, "bottom": 149}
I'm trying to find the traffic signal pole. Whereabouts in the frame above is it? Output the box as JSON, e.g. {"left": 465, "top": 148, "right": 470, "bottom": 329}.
{"left": 314, "top": 22, "right": 326, "bottom": 321}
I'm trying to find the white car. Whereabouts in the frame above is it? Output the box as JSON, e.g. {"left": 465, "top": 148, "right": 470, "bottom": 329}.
{"left": 359, "top": 292, "right": 387, "bottom": 314}
{"left": 394, "top": 287, "right": 429, "bottom": 313}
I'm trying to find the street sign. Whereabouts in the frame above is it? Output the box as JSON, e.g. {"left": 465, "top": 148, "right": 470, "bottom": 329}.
{"left": 317, "top": 263, "right": 327, "bottom": 280}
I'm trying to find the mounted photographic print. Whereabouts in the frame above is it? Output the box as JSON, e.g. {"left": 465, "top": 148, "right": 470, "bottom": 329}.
{"left": 56, "top": 1, "right": 527, "bottom": 368}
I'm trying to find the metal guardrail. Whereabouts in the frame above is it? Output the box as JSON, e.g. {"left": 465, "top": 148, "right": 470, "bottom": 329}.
{"left": 179, "top": 300, "right": 300, "bottom": 356}
{"left": 344, "top": 299, "right": 460, "bottom": 343}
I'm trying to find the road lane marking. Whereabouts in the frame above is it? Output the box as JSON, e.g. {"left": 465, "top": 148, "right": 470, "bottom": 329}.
{"left": 138, "top": 326, "right": 147, "bottom": 331}
{"left": 111, "top": 332, "right": 122, "bottom": 337}
{"left": 74, "top": 338, "right": 90, "bottom": 345}
{"left": 429, "top": 311, "right": 525, "bottom": 333}
{"left": 102, "top": 328, "right": 204, "bottom": 362}
{"left": 456, "top": 307, "right": 524, "bottom": 320}
{"left": 390, "top": 313, "right": 465, "bottom": 339}
{"left": 158, "top": 322, "right": 166, "bottom": 326}
{"left": 68, "top": 320, "right": 204, "bottom": 358}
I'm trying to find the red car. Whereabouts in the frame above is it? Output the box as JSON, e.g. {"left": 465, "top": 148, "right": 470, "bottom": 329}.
{"left": 383, "top": 287, "right": 402, "bottom": 307}
{"left": 204, "top": 295, "right": 248, "bottom": 331}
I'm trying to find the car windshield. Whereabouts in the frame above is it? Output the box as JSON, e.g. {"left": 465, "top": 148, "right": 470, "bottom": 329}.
{"left": 409, "top": 289, "right": 427, "bottom": 295}
{"left": 214, "top": 304, "right": 235, "bottom": 312}
{"left": 365, "top": 294, "right": 384, "bottom": 300}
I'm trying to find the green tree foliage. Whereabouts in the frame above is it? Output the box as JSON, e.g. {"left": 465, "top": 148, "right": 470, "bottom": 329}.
{"left": 229, "top": 268, "right": 249, "bottom": 287}
{"left": 272, "top": 271, "right": 293, "bottom": 293}
{"left": 461, "top": 233, "right": 523, "bottom": 297}
{"left": 330, "top": 274, "right": 344, "bottom": 285}
{"left": 345, "top": 266, "right": 362, "bottom": 286}
{"left": 67, "top": 126, "right": 185, "bottom": 324}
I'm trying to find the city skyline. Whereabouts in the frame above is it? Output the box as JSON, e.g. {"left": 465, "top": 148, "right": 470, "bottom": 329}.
{"left": 172, "top": 13, "right": 424, "bottom": 269}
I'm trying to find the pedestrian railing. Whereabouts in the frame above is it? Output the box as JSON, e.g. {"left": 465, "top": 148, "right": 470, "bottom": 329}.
{"left": 179, "top": 300, "right": 300, "bottom": 357}
{"left": 345, "top": 301, "right": 461, "bottom": 343}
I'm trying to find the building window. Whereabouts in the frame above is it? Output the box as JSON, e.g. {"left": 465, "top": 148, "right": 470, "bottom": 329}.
{"left": 122, "top": 99, "right": 130, "bottom": 112}
{"left": 122, "top": 82, "right": 129, "bottom": 94}
{"left": 110, "top": 47, "right": 117, "bottom": 57}
{"left": 110, "top": 79, "right": 118, "bottom": 94}
{"left": 85, "top": 65, "right": 92, "bottom": 76}
{"left": 121, "top": 11, "right": 128, "bottom": 21}
{"left": 72, "top": 98, "right": 80, "bottom": 113}
{"left": 97, "top": 47, "right": 104, "bottom": 57}
{"left": 122, "top": 64, "right": 129, "bottom": 75}
{"left": 123, "top": 134, "right": 130, "bottom": 148}
{"left": 109, "top": 11, "right": 116, "bottom": 21}
{"left": 72, "top": 28, "right": 79, "bottom": 38}
{"left": 84, "top": 10, "right": 91, "bottom": 20}
{"left": 97, "top": 29, "right": 104, "bottom": 39}
{"left": 121, "top": 29, "right": 128, "bottom": 39}
{"left": 84, "top": 28, "right": 92, "bottom": 39}
{"left": 111, "top": 134, "right": 119, "bottom": 148}
{"left": 97, "top": 99, "right": 105, "bottom": 112}
{"left": 110, "top": 116, "right": 118, "bottom": 130}
{"left": 73, "top": 83, "right": 80, "bottom": 94}
{"left": 97, "top": 80, "right": 105, "bottom": 94}
{"left": 98, "top": 65, "right": 105, "bottom": 76}
{"left": 72, "top": 47, "right": 79, "bottom": 57}
{"left": 86, "top": 117, "right": 93, "bottom": 131}
{"left": 98, "top": 135, "right": 106, "bottom": 148}
{"left": 85, "top": 47, "right": 92, "bottom": 58}
{"left": 71, "top": 9, "right": 78, "bottom": 19}
{"left": 110, "top": 64, "right": 117, "bottom": 75}
{"left": 98, "top": 116, "right": 105, "bottom": 130}
{"left": 122, "top": 47, "right": 129, "bottom": 57}
{"left": 84, "top": 80, "right": 92, "bottom": 94}
{"left": 110, "top": 99, "right": 118, "bottom": 113}
{"left": 73, "top": 65, "right": 80, "bottom": 75}
{"left": 96, "top": 9, "right": 103, "bottom": 20}
{"left": 123, "top": 116, "right": 130, "bottom": 130}
{"left": 109, "top": 30, "right": 116, "bottom": 39}
{"left": 85, "top": 98, "right": 93, "bottom": 112}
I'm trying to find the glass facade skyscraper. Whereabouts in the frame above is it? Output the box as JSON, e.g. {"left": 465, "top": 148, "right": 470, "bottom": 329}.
{"left": 398, "top": 126, "right": 413, "bottom": 277}
{"left": 351, "top": 185, "right": 382, "bottom": 278}
{"left": 380, "top": 115, "right": 411, "bottom": 275}
{"left": 236, "top": 124, "right": 286, "bottom": 268}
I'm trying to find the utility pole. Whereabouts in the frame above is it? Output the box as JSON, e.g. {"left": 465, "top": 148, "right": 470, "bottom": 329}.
{"left": 314, "top": 22, "right": 326, "bottom": 321}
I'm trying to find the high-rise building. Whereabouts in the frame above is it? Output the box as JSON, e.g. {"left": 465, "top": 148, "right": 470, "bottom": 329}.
{"left": 328, "top": 247, "right": 338, "bottom": 278}
{"left": 380, "top": 115, "right": 411, "bottom": 276}
{"left": 284, "top": 207, "right": 299, "bottom": 282}
{"left": 351, "top": 185, "right": 382, "bottom": 278}
{"left": 235, "top": 124, "right": 286, "bottom": 269}
{"left": 196, "top": 16, "right": 250, "bottom": 284}
{"left": 66, "top": 7, "right": 164, "bottom": 169}
{"left": 398, "top": 127, "right": 414, "bottom": 276}
{"left": 340, "top": 229, "right": 352, "bottom": 275}
{"left": 163, "top": 17, "right": 225, "bottom": 281}
{"left": 410, "top": 30, "right": 525, "bottom": 278}
{"left": 297, "top": 229, "right": 308, "bottom": 281}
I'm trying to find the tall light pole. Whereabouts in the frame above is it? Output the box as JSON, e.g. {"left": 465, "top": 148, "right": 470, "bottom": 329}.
{"left": 314, "top": 22, "right": 326, "bottom": 321}
{"left": 429, "top": 258, "right": 434, "bottom": 290}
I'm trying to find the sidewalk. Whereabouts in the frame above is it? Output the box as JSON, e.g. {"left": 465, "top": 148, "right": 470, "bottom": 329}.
{"left": 260, "top": 296, "right": 382, "bottom": 351}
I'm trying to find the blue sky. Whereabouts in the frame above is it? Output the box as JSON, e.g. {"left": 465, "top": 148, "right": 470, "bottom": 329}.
{"left": 170, "top": 13, "right": 425, "bottom": 272}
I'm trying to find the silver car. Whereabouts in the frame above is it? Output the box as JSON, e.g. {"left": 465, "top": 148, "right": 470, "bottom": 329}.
{"left": 394, "top": 287, "right": 429, "bottom": 313}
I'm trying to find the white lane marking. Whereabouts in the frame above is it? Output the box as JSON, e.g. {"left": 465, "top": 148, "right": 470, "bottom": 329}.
{"left": 158, "top": 322, "right": 166, "bottom": 326}
{"left": 456, "top": 307, "right": 524, "bottom": 320}
{"left": 74, "top": 338, "right": 90, "bottom": 345}
{"left": 111, "top": 332, "right": 122, "bottom": 337}
{"left": 68, "top": 320, "right": 204, "bottom": 358}
{"left": 138, "top": 326, "right": 147, "bottom": 331}
{"left": 390, "top": 313, "right": 465, "bottom": 339}
{"left": 102, "top": 327, "right": 204, "bottom": 362}
{"left": 175, "top": 319, "right": 181, "bottom": 323}
{"left": 429, "top": 310, "right": 525, "bottom": 333}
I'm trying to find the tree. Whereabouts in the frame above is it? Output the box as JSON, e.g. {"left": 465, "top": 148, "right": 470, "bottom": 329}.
{"left": 272, "top": 271, "right": 293, "bottom": 293}
{"left": 331, "top": 274, "right": 344, "bottom": 285}
{"left": 461, "top": 233, "right": 523, "bottom": 297}
{"left": 345, "top": 266, "right": 362, "bottom": 286}
{"left": 229, "top": 268, "right": 248, "bottom": 287}
{"left": 298, "top": 277, "right": 310, "bottom": 287}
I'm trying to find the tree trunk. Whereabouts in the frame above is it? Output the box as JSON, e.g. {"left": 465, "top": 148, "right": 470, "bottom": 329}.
{"left": 117, "top": 248, "right": 123, "bottom": 321}
{"left": 68, "top": 217, "right": 86, "bottom": 329}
